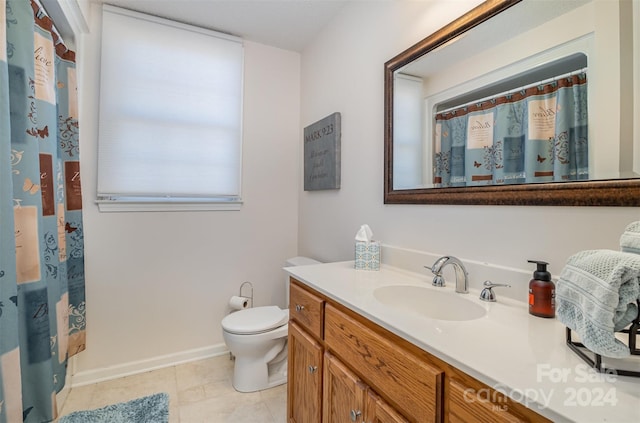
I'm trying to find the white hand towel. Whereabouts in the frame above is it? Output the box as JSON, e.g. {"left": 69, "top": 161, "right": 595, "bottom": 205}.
{"left": 556, "top": 249, "right": 640, "bottom": 358}
{"left": 620, "top": 221, "right": 640, "bottom": 254}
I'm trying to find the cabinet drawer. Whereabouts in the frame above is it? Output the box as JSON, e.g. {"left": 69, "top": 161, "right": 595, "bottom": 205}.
{"left": 448, "top": 377, "right": 552, "bottom": 423}
{"left": 289, "top": 280, "right": 324, "bottom": 339}
{"left": 448, "top": 380, "right": 526, "bottom": 423}
{"left": 325, "top": 304, "right": 443, "bottom": 423}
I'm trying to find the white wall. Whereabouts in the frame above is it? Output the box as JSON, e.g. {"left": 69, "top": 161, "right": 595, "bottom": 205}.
{"left": 298, "top": 2, "right": 639, "bottom": 281}
{"left": 73, "top": 3, "right": 300, "bottom": 381}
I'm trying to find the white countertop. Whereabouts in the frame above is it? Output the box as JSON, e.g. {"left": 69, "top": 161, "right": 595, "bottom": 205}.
{"left": 285, "top": 261, "right": 640, "bottom": 423}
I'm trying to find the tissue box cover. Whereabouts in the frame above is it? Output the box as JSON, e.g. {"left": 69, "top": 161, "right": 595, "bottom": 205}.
{"left": 355, "top": 241, "right": 380, "bottom": 271}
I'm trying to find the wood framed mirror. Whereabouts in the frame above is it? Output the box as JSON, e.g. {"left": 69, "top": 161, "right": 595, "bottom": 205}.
{"left": 384, "top": 0, "right": 640, "bottom": 206}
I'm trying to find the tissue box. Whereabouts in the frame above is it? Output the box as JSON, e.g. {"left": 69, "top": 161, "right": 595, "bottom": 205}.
{"left": 355, "top": 241, "right": 380, "bottom": 271}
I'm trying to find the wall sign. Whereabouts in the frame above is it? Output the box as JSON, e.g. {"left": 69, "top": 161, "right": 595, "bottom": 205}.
{"left": 304, "top": 112, "right": 341, "bottom": 190}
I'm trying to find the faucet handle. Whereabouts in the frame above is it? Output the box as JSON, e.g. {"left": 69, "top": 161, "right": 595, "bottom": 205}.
{"left": 479, "top": 280, "right": 511, "bottom": 302}
{"left": 425, "top": 263, "right": 446, "bottom": 287}
{"left": 432, "top": 274, "right": 446, "bottom": 287}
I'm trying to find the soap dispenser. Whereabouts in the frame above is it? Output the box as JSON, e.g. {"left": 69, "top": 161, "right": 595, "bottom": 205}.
{"left": 527, "top": 260, "right": 555, "bottom": 318}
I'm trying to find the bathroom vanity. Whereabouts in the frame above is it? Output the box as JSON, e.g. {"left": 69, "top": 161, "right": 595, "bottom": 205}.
{"left": 285, "top": 261, "right": 640, "bottom": 423}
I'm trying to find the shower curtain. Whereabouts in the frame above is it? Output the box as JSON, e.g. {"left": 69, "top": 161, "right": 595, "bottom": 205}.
{"left": 434, "top": 72, "right": 588, "bottom": 187}
{"left": 1, "top": 1, "right": 86, "bottom": 422}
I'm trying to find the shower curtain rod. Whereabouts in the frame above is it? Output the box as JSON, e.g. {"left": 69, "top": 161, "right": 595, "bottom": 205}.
{"left": 436, "top": 67, "right": 588, "bottom": 115}
{"left": 33, "top": 0, "right": 67, "bottom": 47}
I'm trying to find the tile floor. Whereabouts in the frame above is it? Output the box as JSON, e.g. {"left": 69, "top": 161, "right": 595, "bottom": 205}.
{"left": 57, "top": 355, "right": 287, "bottom": 422}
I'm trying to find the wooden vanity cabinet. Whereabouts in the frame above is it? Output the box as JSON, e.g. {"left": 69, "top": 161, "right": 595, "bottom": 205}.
{"left": 287, "top": 278, "right": 551, "bottom": 423}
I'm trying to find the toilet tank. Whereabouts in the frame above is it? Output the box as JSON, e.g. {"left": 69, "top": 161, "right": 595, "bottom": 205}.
{"left": 284, "top": 256, "right": 320, "bottom": 306}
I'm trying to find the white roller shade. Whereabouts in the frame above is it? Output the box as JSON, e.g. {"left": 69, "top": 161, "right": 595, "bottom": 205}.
{"left": 97, "top": 5, "right": 243, "bottom": 203}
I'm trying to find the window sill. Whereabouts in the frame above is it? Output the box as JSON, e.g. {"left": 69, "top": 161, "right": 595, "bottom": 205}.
{"left": 96, "top": 199, "right": 242, "bottom": 212}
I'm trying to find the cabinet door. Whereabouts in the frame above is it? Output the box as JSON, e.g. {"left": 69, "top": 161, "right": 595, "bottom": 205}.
{"left": 323, "top": 352, "right": 367, "bottom": 423}
{"left": 288, "top": 322, "right": 323, "bottom": 423}
{"left": 366, "top": 390, "right": 409, "bottom": 423}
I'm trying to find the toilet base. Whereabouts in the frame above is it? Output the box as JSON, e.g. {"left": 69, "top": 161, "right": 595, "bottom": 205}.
{"left": 232, "top": 356, "right": 288, "bottom": 393}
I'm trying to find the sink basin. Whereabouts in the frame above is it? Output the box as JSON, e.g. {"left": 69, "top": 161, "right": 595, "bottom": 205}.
{"left": 373, "top": 285, "right": 486, "bottom": 321}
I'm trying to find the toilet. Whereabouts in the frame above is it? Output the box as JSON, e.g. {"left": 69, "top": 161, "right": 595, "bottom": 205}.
{"left": 221, "top": 256, "right": 320, "bottom": 392}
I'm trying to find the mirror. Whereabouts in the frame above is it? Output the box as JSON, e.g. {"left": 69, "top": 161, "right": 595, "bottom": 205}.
{"left": 384, "top": 0, "right": 640, "bottom": 206}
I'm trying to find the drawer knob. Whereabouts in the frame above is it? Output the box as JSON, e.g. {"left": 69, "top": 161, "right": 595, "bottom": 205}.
{"left": 295, "top": 304, "right": 305, "bottom": 312}
{"left": 350, "top": 409, "right": 362, "bottom": 422}
{"left": 308, "top": 365, "right": 317, "bottom": 374}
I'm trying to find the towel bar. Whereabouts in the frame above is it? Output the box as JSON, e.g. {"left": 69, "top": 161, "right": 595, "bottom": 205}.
{"left": 565, "top": 300, "right": 640, "bottom": 378}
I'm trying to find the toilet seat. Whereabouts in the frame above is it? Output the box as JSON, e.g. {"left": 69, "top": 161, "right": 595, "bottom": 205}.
{"left": 222, "top": 306, "right": 288, "bottom": 335}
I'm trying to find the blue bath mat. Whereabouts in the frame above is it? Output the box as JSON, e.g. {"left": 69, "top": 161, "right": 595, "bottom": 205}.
{"left": 58, "top": 392, "right": 169, "bottom": 423}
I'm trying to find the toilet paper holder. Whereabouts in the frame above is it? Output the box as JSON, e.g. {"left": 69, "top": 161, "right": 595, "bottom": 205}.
{"left": 239, "top": 281, "right": 254, "bottom": 308}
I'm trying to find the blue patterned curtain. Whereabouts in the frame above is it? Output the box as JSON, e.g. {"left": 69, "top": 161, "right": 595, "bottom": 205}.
{"left": 434, "top": 72, "right": 588, "bottom": 187}
{"left": 1, "top": 1, "right": 86, "bottom": 422}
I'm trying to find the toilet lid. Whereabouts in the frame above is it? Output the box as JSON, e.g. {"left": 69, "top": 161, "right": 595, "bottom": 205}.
{"left": 221, "top": 306, "right": 288, "bottom": 334}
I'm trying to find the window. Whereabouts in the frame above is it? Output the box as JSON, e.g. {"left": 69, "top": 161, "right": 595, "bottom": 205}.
{"left": 393, "top": 74, "right": 424, "bottom": 189}
{"left": 97, "top": 5, "right": 243, "bottom": 212}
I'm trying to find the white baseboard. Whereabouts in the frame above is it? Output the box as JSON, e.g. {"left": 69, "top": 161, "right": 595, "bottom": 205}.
{"left": 70, "top": 343, "right": 229, "bottom": 387}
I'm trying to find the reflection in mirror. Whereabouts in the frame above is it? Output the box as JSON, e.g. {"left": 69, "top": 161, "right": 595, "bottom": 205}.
{"left": 385, "top": 0, "right": 640, "bottom": 206}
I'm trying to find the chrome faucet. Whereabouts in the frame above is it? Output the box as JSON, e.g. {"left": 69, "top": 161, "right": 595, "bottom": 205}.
{"left": 427, "top": 256, "right": 469, "bottom": 294}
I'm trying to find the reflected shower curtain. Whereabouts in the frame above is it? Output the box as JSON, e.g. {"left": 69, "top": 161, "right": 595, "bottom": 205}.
{"left": 1, "top": 1, "right": 86, "bottom": 422}
{"left": 434, "top": 72, "right": 588, "bottom": 187}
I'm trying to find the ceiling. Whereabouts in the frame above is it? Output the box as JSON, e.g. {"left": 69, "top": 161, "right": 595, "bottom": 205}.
{"left": 93, "top": 0, "right": 351, "bottom": 52}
